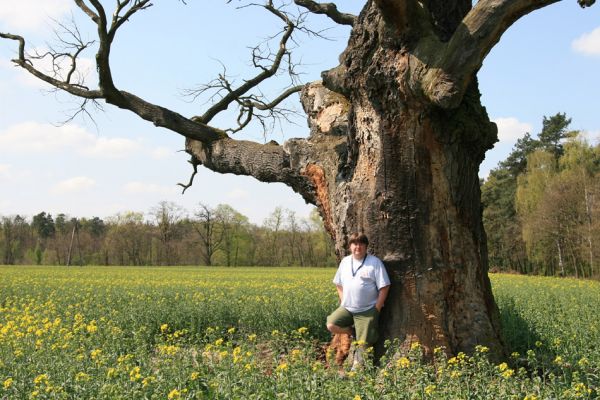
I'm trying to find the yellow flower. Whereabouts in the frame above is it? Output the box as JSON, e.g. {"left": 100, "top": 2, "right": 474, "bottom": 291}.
{"left": 396, "top": 357, "right": 410, "bottom": 369}
{"left": 33, "top": 374, "right": 48, "bottom": 386}
{"left": 475, "top": 345, "right": 489, "bottom": 353}
{"left": 227, "top": 327, "right": 236, "bottom": 334}
{"left": 160, "top": 324, "right": 169, "bottom": 333}
{"left": 297, "top": 327, "right": 309, "bottom": 335}
{"left": 75, "top": 372, "right": 90, "bottom": 382}
{"left": 523, "top": 395, "right": 538, "bottom": 400}
{"left": 276, "top": 362, "right": 288, "bottom": 373}
{"left": 553, "top": 356, "right": 563, "bottom": 366}
{"left": 3, "top": 377, "right": 14, "bottom": 389}
{"left": 498, "top": 362, "right": 508, "bottom": 372}
{"left": 129, "top": 366, "right": 141, "bottom": 382}
{"left": 425, "top": 385, "right": 436, "bottom": 395}
{"left": 353, "top": 395, "right": 361, "bottom": 400}
{"left": 90, "top": 349, "right": 102, "bottom": 360}
{"left": 247, "top": 334, "right": 257, "bottom": 342}
{"left": 190, "top": 372, "right": 200, "bottom": 381}
{"left": 86, "top": 322, "right": 98, "bottom": 334}
{"left": 501, "top": 369, "right": 514, "bottom": 378}
{"left": 142, "top": 376, "right": 155, "bottom": 387}
{"left": 167, "top": 388, "right": 181, "bottom": 399}
{"left": 572, "top": 382, "right": 591, "bottom": 396}
{"left": 291, "top": 349, "right": 302, "bottom": 359}
{"left": 214, "top": 338, "right": 224, "bottom": 346}
{"left": 158, "top": 344, "right": 180, "bottom": 356}
{"left": 410, "top": 342, "right": 421, "bottom": 351}
{"left": 107, "top": 368, "right": 117, "bottom": 378}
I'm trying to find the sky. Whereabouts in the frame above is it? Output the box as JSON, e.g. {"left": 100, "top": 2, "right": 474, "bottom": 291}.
{"left": 0, "top": 1, "right": 599, "bottom": 225}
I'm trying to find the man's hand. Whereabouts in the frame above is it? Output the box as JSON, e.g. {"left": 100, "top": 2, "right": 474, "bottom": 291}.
{"left": 375, "top": 285, "right": 390, "bottom": 312}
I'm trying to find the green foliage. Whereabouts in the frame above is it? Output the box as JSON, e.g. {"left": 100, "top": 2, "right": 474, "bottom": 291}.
{"left": 0, "top": 205, "right": 335, "bottom": 267}
{"left": 482, "top": 113, "right": 599, "bottom": 277}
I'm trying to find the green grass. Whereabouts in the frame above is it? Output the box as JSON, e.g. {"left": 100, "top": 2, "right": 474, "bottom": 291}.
{"left": 0, "top": 266, "right": 598, "bottom": 399}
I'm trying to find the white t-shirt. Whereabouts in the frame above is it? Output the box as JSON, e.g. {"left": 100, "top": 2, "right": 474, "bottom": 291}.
{"left": 333, "top": 254, "right": 391, "bottom": 313}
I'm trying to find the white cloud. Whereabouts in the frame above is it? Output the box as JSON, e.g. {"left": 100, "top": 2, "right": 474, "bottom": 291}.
{"left": 0, "top": 121, "right": 140, "bottom": 158}
{"left": 492, "top": 117, "right": 533, "bottom": 143}
{"left": 51, "top": 176, "right": 96, "bottom": 194}
{"left": 572, "top": 27, "right": 600, "bottom": 56}
{"left": 0, "top": 199, "right": 12, "bottom": 212}
{"left": 80, "top": 137, "right": 142, "bottom": 158}
{"left": 123, "top": 182, "right": 179, "bottom": 196}
{"left": 0, "top": 164, "right": 11, "bottom": 179}
{"left": 150, "top": 146, "right": 175, "bottom": 160}
{"left": 0, "top": 0, "right": 72, "bottom": 32}
{"left": 0, "top": 122, "right": 90, "bottom": 152}
{"left": 227, "top": 188, "right": 249, "bottom": 200}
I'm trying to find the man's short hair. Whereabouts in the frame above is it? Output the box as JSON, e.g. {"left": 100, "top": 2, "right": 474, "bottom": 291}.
{"left": 348, "top": 232, "right": 369, "bottom": 246}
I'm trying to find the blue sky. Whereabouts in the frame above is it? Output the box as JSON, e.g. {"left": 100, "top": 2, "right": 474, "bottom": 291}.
{"left": 1, "top": 1, "right": 599, "bottom": 224}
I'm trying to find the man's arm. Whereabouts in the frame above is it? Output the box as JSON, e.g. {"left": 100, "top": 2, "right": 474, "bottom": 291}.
{"left": 375, "top": 285, "right": 390, "bottom": 312}
{"left": 336, "top": 285, "right": 344, "bottom": 303}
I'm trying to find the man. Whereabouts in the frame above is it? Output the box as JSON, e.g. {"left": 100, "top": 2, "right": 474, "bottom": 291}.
{"left": 326, "top": 233, "right": 391, "bottom": 366}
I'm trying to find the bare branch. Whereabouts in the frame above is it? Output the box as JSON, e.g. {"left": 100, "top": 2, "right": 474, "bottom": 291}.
{"left": 109, "top": 0, "right": 153, "bottom": 41}
{"left": 178, "top": 157, "right": 200, "bottom": 194}
{"left": 55, "top": 98, "right": 104, "bottom": 129}
{"left": 197, "top": 2, "right": 297, "bottom": 124}
{"left": 250, "top": 85, "right": 302, "bottom": 110}
{"left": 74, "top": 0, "right": 100, "bottom": 23}
{"left": 293, "top": 0, "right": 356, "bottom": 26}
{"left": 0, "top": 32, "right": 102, "bottom": 99}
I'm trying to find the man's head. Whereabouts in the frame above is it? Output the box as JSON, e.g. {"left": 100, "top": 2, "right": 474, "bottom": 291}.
{"left": 348, "top": 233, "right": 369, "bottom": 259}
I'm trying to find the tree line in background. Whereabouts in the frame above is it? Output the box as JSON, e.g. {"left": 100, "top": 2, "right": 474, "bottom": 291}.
{"left": 0, "top": 204, "right": 336, "bottom": 267}
{"left": 2, "top": 112, "right": 599, "bottom": 278}
{"left": 482, "top": 112, "right": 599, "bottom": 279}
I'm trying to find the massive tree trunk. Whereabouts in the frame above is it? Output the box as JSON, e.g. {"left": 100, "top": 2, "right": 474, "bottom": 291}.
{"left": 322, "top": 1, "right": 503, "bottom": 357}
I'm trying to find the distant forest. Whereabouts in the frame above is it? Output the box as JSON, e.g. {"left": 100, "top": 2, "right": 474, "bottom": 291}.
{"left": 2, "top": 112, "right": 599, "bottom": 278}
{"left": 0, "top": 204, "right": 336, "bottom": 267}
{"left": 482, "top": 113, "right": 599, "bottom": 279}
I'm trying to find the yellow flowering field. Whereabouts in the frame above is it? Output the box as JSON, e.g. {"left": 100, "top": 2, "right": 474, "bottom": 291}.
{"left": 0, "top": 266, "right": 598, "bottom": 399}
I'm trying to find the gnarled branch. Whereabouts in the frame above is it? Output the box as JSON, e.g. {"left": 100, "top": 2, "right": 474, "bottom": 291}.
{"left": 194, "top": 2, "right": 298, "bottom": 124}
{"left": 293, "top": 0, "right": 356, "bottom": 26}
{"left": 421, "top": 0, "right": 594, "bottom": 108}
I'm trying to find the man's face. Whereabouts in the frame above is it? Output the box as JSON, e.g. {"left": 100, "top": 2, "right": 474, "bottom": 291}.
{"left": 350, "top": 241, "right": 367, "bottom": 259}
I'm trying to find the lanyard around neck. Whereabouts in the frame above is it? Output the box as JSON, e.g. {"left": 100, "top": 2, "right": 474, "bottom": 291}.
{"left": 351, "top": 255, "right": 367, "bottom": 277}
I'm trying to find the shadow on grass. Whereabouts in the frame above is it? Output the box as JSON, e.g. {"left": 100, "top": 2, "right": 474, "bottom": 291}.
{"left": 498, "top": 298, "right": 543, "bottom": 356}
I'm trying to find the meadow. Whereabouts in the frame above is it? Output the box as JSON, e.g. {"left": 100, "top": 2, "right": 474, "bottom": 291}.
{"left": 0, "top": 266, "right": 598, "bottom": 399}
